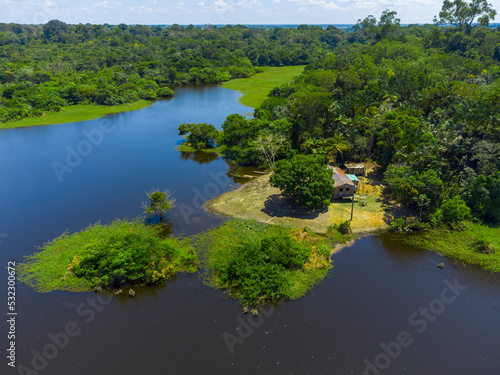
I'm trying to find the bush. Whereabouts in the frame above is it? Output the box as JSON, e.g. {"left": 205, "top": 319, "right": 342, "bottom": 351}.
{"left": 156, "top": 86, "right": 174, "bottom": 97}
{"left": 440, "top": 195, "right": 471, "bottom": 225}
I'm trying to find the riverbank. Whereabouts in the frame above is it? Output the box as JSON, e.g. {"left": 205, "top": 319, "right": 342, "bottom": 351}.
{"left": 205, "top": 171, "right": 395, "bottom": 234}
{"left": 221, "top": 66, "right": 305, "bottom": 108}
{"left": 399, "top": 222, "right": 500, "bottom": 272}
{"left": 0, "top": 100, "right": 153, "bottom": 129}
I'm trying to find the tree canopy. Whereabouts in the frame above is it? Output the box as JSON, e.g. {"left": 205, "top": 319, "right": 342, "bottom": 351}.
{"left": 270, "top": 155, "right": 334, "bottom": 209}
{"left": 437, "top": 0, "right": 497, "bottom": 33}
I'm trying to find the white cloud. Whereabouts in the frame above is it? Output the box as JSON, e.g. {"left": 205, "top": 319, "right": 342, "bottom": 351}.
{"left": 176, "top": 1, "right": 185, "bottom": 9}
{"left": 129, "top": 5, "right": 153, "bottom": 12}
{"left": 93, "top": 1, "right": 123, "bottom": 9}
{"left": 272, "top": 0, "right": 280, "bottom": 3}
{"left": 237, "top": 0, "right": 262, "bottom": 9}
{"left": 322, "top": 1, "right": 338, "bottom": 10}
{"left": 197, "top": 1, "right": 205, "bottom": 5}
{"left": 298, "top": 6, "right": 307, "bottom": 12}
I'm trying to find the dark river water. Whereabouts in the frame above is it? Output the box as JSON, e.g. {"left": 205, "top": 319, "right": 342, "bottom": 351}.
{"left": 1, "top": 85, "right": 499, "bottom": 375}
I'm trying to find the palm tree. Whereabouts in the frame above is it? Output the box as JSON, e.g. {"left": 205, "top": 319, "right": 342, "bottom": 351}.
{"left": 325, "top": 134, "right": 351, "bottom": 163}
{"left": 472, "top": 101, "right": 500, "bottom": 140}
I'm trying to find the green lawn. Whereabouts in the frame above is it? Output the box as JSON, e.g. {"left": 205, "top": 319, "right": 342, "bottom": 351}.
{"left": 221, "top": 66, "right": 305, "bottom": 108}
{"left": 401, "top": 222, "right": 500, "bottom": 272}
{"left": 0, "top": 100, "right": 153, "bottom": 129}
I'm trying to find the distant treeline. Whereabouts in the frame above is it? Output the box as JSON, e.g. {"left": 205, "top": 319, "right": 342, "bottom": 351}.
{"left": 0, "top": 10, "right": 499, "bottom": 126}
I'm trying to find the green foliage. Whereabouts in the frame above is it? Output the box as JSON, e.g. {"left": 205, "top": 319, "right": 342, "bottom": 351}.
{"left": 334, "top": 220, "right": 353, "bottom": 235}
{"left": 17, "top": 219, "right": 198, "bottom": 292}
{"left": 178, "top": 123, "right": 219, "bottom": 150}
{"left": 437, "top": 0, "right": 497, "bottom": 33}
{"left": 72, "top": 232, "right": 197, "bottom": 287}
{"left": 271, "top": 154, "right": 334, "bottom": 209}
{"left": 400, "top": 221, "right": 500, "bottom": 272}
{"left": 142, "top": 189, "right": 175, "bottom": 222}
{"left": 439, "top": 195, "right": 471, "bottom": 224}
{"left": 195, "top": 220, "right": 332, "bottom": 304}
{"left": 156, "top": 86, "right": 174, "bottom": 97}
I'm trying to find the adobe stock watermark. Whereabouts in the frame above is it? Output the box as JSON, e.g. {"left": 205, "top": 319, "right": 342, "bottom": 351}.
{"left": 0, "top": 233, "right": 8, "bottom": 244}
{"left": 222, "top": 306, "right": 274, "bottom": 354}
{"left": 16, "top": 294, "right": 112, "bottom": 375}
{"left": 362, "top": 277, "right": 468, "bottom": 375}
{"left": 178, "top": 170, "right": 231, "bottom": 224}
{"left": 52, "top": 121, "right": 115, "bottom": 183}
{"left": 20, "top": 0, "right": 69, "bottom": 25}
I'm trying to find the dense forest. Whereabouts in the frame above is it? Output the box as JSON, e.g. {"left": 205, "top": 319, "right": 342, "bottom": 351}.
{"left": 177, "top": 11, "right": 500, "bottom": 226}
{"left": 2, "top": 4, "right": 500, "bottom": 227}
{"left": 0, "top": 21, "right": 334, "bottom": 122}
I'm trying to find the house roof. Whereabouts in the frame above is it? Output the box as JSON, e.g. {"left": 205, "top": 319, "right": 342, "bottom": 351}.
{"left": 328, "top": 166, "right": 355, "bottom": 188}
{"left": 346, "top": 174, "right": 359, "bottom": 183}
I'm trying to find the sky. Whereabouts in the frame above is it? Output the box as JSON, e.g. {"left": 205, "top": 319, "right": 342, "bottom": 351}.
{"left": 0, "top": 0, "right": 498, "bottom": 26}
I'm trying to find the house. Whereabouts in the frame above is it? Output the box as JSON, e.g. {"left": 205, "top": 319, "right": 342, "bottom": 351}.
{"left": 328, "top": 166, "right": 355, "bottom": 198}
{"left": 345, "top": 163, "right": 365, "bottom": 176}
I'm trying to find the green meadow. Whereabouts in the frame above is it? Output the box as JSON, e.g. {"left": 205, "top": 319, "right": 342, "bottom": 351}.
{"left": 0, "top": 100, "right": 153, "bottom": 129}
{"left": 221, "top": 66, "right": 305, "bottom": 108}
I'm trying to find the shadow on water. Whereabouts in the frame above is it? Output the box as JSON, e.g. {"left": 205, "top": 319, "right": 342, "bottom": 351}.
{"left": 179, "top": 150, "right": 220, "bottom": 164}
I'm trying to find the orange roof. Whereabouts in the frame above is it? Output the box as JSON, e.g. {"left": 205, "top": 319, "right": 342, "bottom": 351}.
{"left": 328, "top": 166, "right": 355, "bottom": 188}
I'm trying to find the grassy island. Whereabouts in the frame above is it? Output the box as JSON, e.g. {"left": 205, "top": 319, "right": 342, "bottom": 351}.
{"left": 195, "top": 220, "right": 347, "bottom": 304}
{"left": 18, "top": 218, "right": 347, "bottom": 303}
{"left": 18, "top": 219, "right": 198, "bottom": 293}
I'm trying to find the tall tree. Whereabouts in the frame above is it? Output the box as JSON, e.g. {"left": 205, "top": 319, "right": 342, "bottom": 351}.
{"left": 436, "top": 0, "right": 497, "bottom": 34}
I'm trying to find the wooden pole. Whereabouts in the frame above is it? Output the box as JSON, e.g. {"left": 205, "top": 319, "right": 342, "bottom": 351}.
{"left": 351, "top": 183, "right": 356, "bottom": 221}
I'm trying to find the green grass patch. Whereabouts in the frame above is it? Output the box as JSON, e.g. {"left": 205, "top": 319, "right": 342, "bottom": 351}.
{"left": 17, "top": 219, "right": 198, "bottom": 293}
{"left": 221, "top": 66, "right": 305, "bottom": 108}
{"left": 400, "top": 221, "right": 500, "bottom": 272}
{"left": 0, "top": 100, "right": 153, "bottom": 129}
{"left": 194, "top": 219, "right": 333, "bottom": 304}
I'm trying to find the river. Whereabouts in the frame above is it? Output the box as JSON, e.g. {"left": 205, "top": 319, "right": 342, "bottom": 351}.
{"left": 0, "top": 85, "right": 499, "bottom": 375}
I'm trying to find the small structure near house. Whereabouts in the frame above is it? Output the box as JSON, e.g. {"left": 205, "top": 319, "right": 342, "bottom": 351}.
{"left": 328, "top": 166, "right": 355, "bottom": 198}
{"left": 345, "top": 163, "right": 365, "bottom": 176}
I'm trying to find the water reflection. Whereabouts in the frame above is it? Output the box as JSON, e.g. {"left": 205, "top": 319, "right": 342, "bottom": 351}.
{"left": 179, "top": 150, "right": 219, "bottom": 164}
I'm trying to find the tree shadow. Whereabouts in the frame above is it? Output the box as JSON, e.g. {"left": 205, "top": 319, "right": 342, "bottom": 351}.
{"left": 262, "top": 194, "right": 327, "bottom": 219}
{"left": 378, "top": 196, "right": 416, "bottom": 225}
{"left": 179, "top": 151, "right": 219, "bottom": 164}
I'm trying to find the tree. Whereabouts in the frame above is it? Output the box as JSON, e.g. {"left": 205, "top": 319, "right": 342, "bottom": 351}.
{"left": 255, "top": 133, "right": 287, "bottom": 172}
{"left": 178, "top": 123, "right": 219, "bottom": 150}
{"left": 436, "top": 0, "right": 497, "bottom": 34}
{"left": 43, "top": 20, "right": 68, "bottom": 40}
{"left": 142, "top": 189, "right": 175, "bottom": 222}
{"left": 325, "top": 134, "right": 351, "bottom": 163}
{"left": 270, "top": 155, "right": 334, "bottom": 209}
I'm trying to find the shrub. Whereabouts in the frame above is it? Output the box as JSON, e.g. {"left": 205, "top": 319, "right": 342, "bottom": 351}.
{"left": 440, "top": 195, "right": 471, "bottom": 225}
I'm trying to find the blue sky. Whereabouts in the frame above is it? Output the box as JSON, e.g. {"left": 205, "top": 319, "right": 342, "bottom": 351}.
{"left": 1, "top": 0, "right": 498, "bottom": 25}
